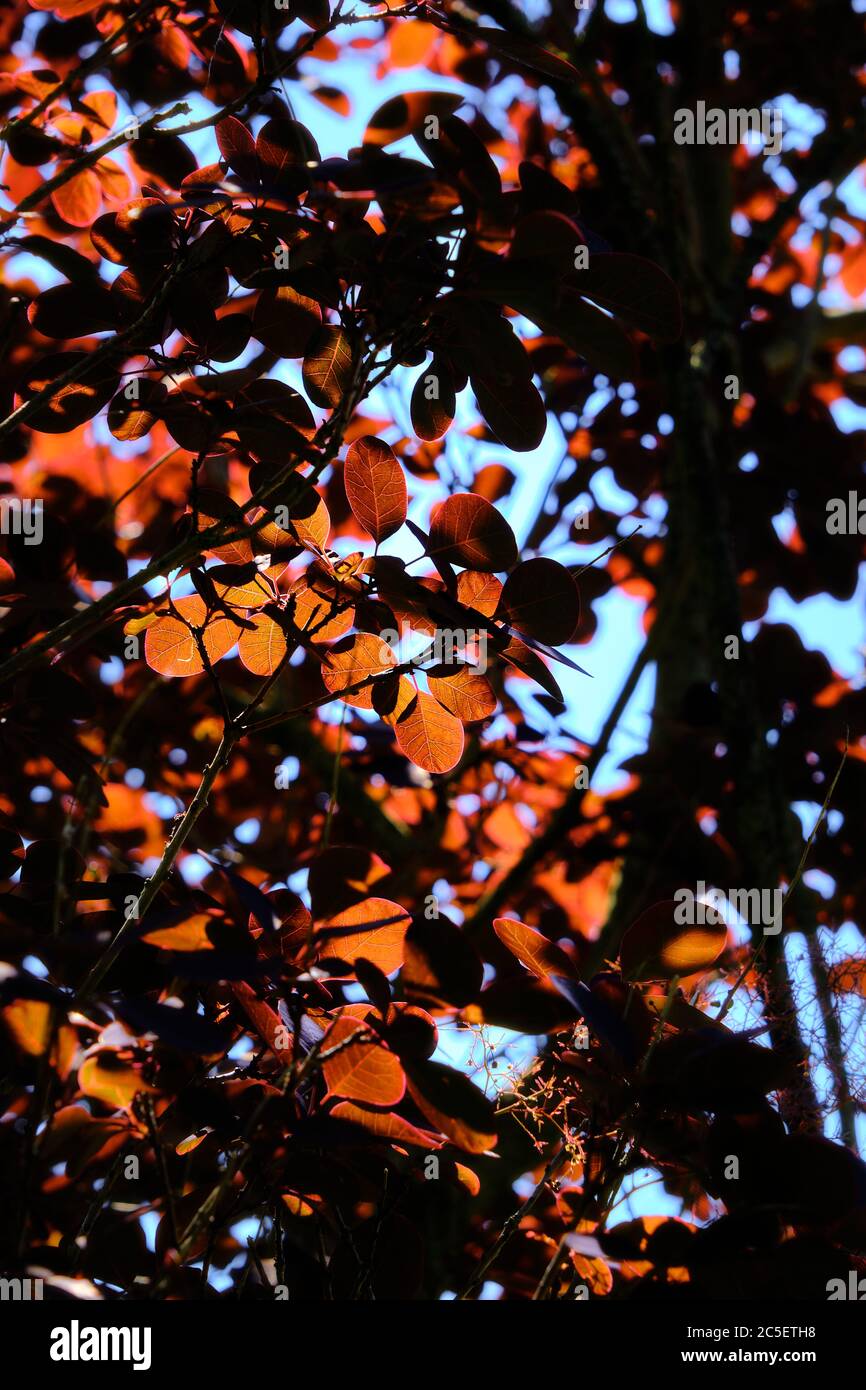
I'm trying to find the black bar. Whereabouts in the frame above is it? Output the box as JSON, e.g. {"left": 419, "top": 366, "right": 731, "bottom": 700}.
{"left": 2, "top": 1296, "right": 859, "bottom": 1375}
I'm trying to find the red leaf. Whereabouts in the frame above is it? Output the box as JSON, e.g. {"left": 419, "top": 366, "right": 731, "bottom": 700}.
{"left": 472, "top": 371, "right": 547, "bottom": 452}
{"left": 344, "top": 435, "right": 407, "bottom": 542}
{"left": 429, "top": 492, "right": 518, "bottom": 572}
{"left": 500, "top": 558, "right": 581, "bottom": 644}
{"left": 253, "top": 286, "right": 322, "bottom": 358}
{"left": 216, "top": 115, "right": 258, "bottom": 182}
{"left": 411, "top": 357, "right": 456, "bottom": 441}
{"left": 302, "top": 326, "right": 353, "bottom": 409}
{"left": 230, "top": 981, "right": 292, "bottom": 1062}
{"left": 256, "top": 117, "right": 319, "bottom": 189}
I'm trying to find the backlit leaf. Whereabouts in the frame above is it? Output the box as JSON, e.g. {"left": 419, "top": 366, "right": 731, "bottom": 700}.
{"left": 364, "top": 91, "right": 463, "bottom": 147}
{"left": 51, "top": 168, "right": 102, "bottom": 227}
{"left": 141, "top": 912, "right": 217, "bottom": 951}
{"left": 29, "top": 282, "right": 117, "bottom": 337}
{"left": 309, "top": 845, "right": 391, "bottom": 919}
{"left": 196, "top": 490, "right": 253, "bottom": 565}
{"left": 456, "top": 570, "right": 502, "bottom": 618}
{"left": 331, "top": 1100, "right": 442, "bottom": 1148}
{"left": 472, "top": 371, "right": 547, "bottom": 452}
{"left": 321, "top": 632, "right": 397, "bottom": 708}
{"left": 253, "top": 285, "right": 322, "bottom": 357}
{"left": 316, "top": 896, "right": 411, "bottom": 974}
{"left": 493, "top": 916, "right": 579, "bottom": 981}
{"left": 411, "top": 357, "right": 456, "bottom": 441}
{"left": 403, "top": 916, "right": 483, "bottom": 1009}
{"left": 256, "top": 117, "right": 319, "bottom": 188}
{"left": 107, "top": 379, "right": 167, "bottom": 441}
{"left": 395, "top": 691, "right": 464, "bottom": 773}
{"left": 216, "top": 115, "right": 258, "bottom": 182}
{"left": 427, "top": 663, "right": 496, "bottom": 723}
{"left": 344, "top": 435, "right": 407, "bottom": 542}
{"left": 429, "top": 493, "right": 518, "bottom": 572}
{"left": 238, "top": 610, "right": 288, "bottom": 675}
{"left": 19, "top": 351, "right": 119, "bottom": 433}
{"left": 79, "top": 1053, "right": 156, "bottom": 1110}
{"left": 322, "top": 1015, "right": 406, "bottom": 1105}
{"left": 372, "top": 671, "right": 416, "bottom": 726}
{"left": 291, "top": 581, "right": 354, "bottom": 642}
{"left": 303, "top": 326, "right": 353, "bottom": 409}
{"left": 500, "top": 558, "right": 580, "bottom": 644}
{"left": 404, "top": 1060, "right": 497, "bottom": 1154}
{"left": 144, "top": 594, "right": 240, "bottom": 678}
{"left": 620, "top": 900, "right": 728, "bottom": 981}
{"left": 209, "top": 560, "right": 281, "bottom": 609}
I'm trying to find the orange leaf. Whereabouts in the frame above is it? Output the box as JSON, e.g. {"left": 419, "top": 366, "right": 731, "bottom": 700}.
{"left": 210, "top": 562, "right": 282, "bottom": 610}
{"left": 322, "top": 1015, "right": 406, "bottom": 1105}
{"left": 238, "top": 611, "right": 288, "bottom": 675}
{"left": 230, "top": 981, "right": 292, "bottom": 1062}
{"left": 51, "top": 168, "right": 102, "bottom": 228}
{"left": 144, "top": 594, "right": 240, "bottom": 678}
{"left": 331, "top": 1100, "right": 442, "bottom": 1148}
{"left": 456, "top": 569, "right": 502, "bottom": 618}
{"left": 196, "top": 490, "right": 253, "bottom": 565}
{"left": 1, "top": 995, "right": 50, "bottom": 1056}
{"left": 395, "top": 691, "right": 464, "bottom": 773}
{"left": 493, "top": 917, "right": 579, "bottom": 980}
{"left": 1, "top": 1000, "right": 77, "bottom": 1077}
{"left": 291, "top": 581, "right": 354, "bottom": 642}
{"left": 620, "top": 900, "right": 728, "bottom": 981}
{"left": 321, "top": 632, "right": 397, "bottom": 708}
{"left": 96, "top": 156, "right": 131, "bottom": 203}
{"left": 29, "top": 0, "right": 103, "bottom": 13}
{"left": 427, "top": 663, "right": 496, "bottom": 723}
{"left": 285, "top": 490, "right": 331, "bottom": 552}
{"left": 316, "top": 896, "right": 411, "bottom": 974}
{"left": 453, "top": 1162, "right": 481, "bottom": 1197}
{"left": 79, "top": 1053, "right": 156, "bottom": 1110}
{"left": 176, "top": 1132, "right": 209, "bottom": 1156}
{"left": 141, "top": 912, "right": 217, "bottom": 950}
{"left": 372, "top": 671, "right": 416, "bottom": 726}
{"left": 81, "top": 90, "right": 117, "bottom": 130}
{"left": 363, "top": 91, "right": 463, "bottom": 147}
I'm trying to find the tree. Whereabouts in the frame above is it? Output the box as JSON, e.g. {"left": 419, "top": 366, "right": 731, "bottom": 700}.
{"left": 0, "top": 0, "right": 864, "bottom": 1303}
